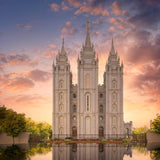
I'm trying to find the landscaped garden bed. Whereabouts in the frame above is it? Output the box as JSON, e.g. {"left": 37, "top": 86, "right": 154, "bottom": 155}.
{"left": 50, "top": 138, "right": 131, "bottom": 144}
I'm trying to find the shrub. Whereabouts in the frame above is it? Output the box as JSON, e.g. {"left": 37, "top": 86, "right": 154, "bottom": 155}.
{"left": 101, "top": 139, "right": 107, "bottom": 143}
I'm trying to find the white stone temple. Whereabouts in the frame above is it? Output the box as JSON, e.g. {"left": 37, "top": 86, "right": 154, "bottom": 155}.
{"left": 52, "top": 21, "right": 132, "bottom": 139}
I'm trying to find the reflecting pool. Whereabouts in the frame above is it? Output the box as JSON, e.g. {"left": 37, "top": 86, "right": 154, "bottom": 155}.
{"left": 0, "top": 143, "right": 160, "bottom": 160}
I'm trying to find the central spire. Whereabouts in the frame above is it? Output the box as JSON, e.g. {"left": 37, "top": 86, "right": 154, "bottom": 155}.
{"left": 110, "top": 37, "right": 116, "bottom": 55}
{"left": 85, "top": 20, "right": 91, "bottom": 48}
{"left": 60, "top": 38, "right": 66, "bottom": 55}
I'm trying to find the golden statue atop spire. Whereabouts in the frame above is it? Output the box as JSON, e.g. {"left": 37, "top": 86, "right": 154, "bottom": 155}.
{"left": 87, "top": 20, "right": 89, "bottom": 31}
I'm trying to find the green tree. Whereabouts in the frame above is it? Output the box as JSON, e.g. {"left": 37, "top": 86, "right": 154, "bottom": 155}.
{"left": 0, "top": 110, "right": 26, "bottom": 144}
{"left": 151, "top": 114, "right": 160, "bottom": 134}
{"left": 132, "top": 125, "right": 149, "bottom": 134}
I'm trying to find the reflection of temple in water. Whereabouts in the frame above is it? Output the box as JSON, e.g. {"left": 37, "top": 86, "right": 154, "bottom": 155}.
{"left": 52, "top": 144, "right": 132, "bottom": 160}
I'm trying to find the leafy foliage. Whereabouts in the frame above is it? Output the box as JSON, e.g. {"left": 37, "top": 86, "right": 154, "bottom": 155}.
{"left": 151, "top": 114, "right": 160, "bottom": 134}
{"left": 0, "top": 105, "right": 26, "bottom": 143}
{"left": 0, "top": 105, "right": 52, "bottom": 143}
{"left": 132, "top": 125, "right": 149, "bottom": 134}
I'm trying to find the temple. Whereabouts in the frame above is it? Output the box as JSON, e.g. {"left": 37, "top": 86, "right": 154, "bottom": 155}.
{"left": 52, "top": 21, "right": 132, "bottom": 139}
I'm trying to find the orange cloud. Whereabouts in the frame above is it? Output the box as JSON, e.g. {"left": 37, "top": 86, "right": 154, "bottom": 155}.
{"left": 1, "top": 77, "right": 34, "bottom": 92}
{"left": 61, "top": 21, "right": 77, "bottom": 36}
{"left": 67, "top": 0, "right": 81, "bottom": 8}
{"left": 109, "top": 17, "right": 135, "bottom": 30}
{"left": 61, "top": 1, "right": 70, "bottom": 10}
{"left": 42, "top": 50, "right": 57, "bottom": 58}
{"left": 48, "top": 44, "right": 56, "bottom": 48}
{"left": 109, "top": 26, "right": 114, "bottom": 32}
{"left": 75, "top": 3, "right": 109, "bottom": 16}
{"left": 50, "top": 3, "right": 60, "bottom": 12}
{"left": 111, "top": 1, "right": 122, "bottom": 16}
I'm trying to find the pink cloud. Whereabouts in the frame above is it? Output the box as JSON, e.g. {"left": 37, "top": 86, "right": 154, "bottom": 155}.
{"left": 109, "top": 17, "right": 135, "bottom": 30}
{"left": 48, "top": 44, "right": 56, "bottom": 48}
{"left": 50, "top": 3, "right": 60, "bottom": 12}
{"left": 111, "top": 1, "right": 122, "bottom": 16}
{"left": 16, "top": 24, "right": 32, "bottom": 30}
{"left": 67, "top": 0, "right": 81, "bottom": 8}
{"left": 109, "top": 26, "right": 114, "bottom": 32}
{"left": 26, "top": 69, "right": 52, "bottom": 82}
{"left": 61, "top": 1, "right": 70, "bottom": 10}
{"left": 75, "top": 2, "right": 109, "bottom": 16}
{"left": 61, "top": 21, "right": 77, "bottom": 36}
{"left": 42, "top": 50, "right": 57, "bottom": 58}
{"left": 1, "top": 77, "right": 34, "bottom": 92}
{"left": 0, "top": 53, "right": 39, "bottom": 67}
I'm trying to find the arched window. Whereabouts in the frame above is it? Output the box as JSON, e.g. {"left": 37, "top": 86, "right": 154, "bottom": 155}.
{"left": 113, "top": 116, "right": 117, "bottom": 125}
{"left": 59, "top": 116, "right": 63, "bottom": 124}
{"left": 86, "top": 93, "right": 91, "bottom": 112}
{"left": 100, "top": 105, "right": 103, "bottom": 113}
{"left": 59, "top": 92, "right": 63, "bottom": 101}
{"left": 112, "top": 103, "right": 117, "bottom": 112}
{"left": 59, "top": 127, "right": 63, "bottom": 134}
{"left": 112, "top": 80, "right": 117, "bottom": 88}
{"left": 73, "top": 116, "right": 76, "bottom": 121}
{"left": 99, "top": 116, "right": 103, "bottom": 121}
{"left": 85, "top": 74, "right": 90, "bottom": 88}
{"left": 73, "top": 93, "right": 76, "bottom": 98}
{"left": 59, "top": 80, "right": 63, "bottom": 88}
{"left": 59, "top": 104, "right": 63, "bottom": 112}
{"left": 100, "top": 93, "right": 103, "bottom": 98}
{"left": 112, "top": 92, "right": 117, "bottom": 100}
{"left": 86, "top": 116, "right": 91, "bottom": 134}
{"left": 73, "top": 105, "right": 76, "bottom": 112}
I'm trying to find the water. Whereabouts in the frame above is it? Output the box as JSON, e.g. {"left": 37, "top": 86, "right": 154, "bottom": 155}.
{"left": 0, "top": 143, "right": 160, "bottom": 160}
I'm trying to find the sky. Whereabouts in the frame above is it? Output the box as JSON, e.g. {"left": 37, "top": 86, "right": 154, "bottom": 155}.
{"left": 0, "top": 0, "right": 160, "bottom": 128}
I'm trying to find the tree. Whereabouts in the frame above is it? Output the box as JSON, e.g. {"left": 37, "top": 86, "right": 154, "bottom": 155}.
{"left": 132, "top": 125, "right": 149, "bottom": 134}
{"left": 151, "top": 114, "right": 160, "bottom": 134}
{"left": 0, "top": 110, "right": 26, "bottom": 144}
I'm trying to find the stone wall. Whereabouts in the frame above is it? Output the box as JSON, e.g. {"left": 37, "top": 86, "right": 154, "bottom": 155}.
{"left": 147, "top": 131, "right": 160, "bottom": 143}
{"left": 0, "top": 132, "right": 30, "bottom": 144}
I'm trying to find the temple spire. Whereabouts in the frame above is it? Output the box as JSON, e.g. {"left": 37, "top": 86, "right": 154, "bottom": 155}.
{"left": 85, "top": 20, "right": 91, "bottom": 48}
{"left": 110, "top": 37, "right": 116, "bottom": 55}
{"left": 60, "top": 38, "right": 66, "bottom": 55}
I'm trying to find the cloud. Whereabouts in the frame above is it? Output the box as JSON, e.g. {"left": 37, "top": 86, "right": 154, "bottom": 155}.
{"left": 109, "top": 26, "right": 114, "bottom": 32}
{"left": 0, "top": 53, "right": 39, "bottom": 67}
{"left": 1, "top": 94, "right": 50, "bottom": 108}
{"left": 61, "top": 21, "right": 77, "bottom": 36}
{"left": 67, "top": 0, "right": 81, "bottom": 8}
{"left": 1, "top": 77, "right": 35, "bottom": 92}
{"left": 132, "top": 64, "right": 160, "bottom": 98}
{"left": 109, "top": 17, "right": 135, "bottom": 30}
{"left": 0, "top": 64, "right": 4, "bottom": 71}
{"left": 42, "top": 50, "right": 57, "bottom": 58}
{"left": 75, "top": 2, "right": 109, "bottom": 16}
{"left": 111, "top": 1, "right": 122, "bottom": 16}
{"left": 16, "top": 24, "right": 32, "bottom": 31}
{"left": 127, "top": 0, "right": 160, "bottom": 29}
{"left": 27, "top": 69, "right": 52, "bottom": 82}
{"left": 61, "top": 1, "right": 70, "bottom": 10}
{"left": 50, "top": 3, "right": 60, "bottom": 12}
{"left": 48, "top": 44, "right": 56, "bottom": 48}
{"left": 92, "top": 20, "right": 103, "bottom": 25}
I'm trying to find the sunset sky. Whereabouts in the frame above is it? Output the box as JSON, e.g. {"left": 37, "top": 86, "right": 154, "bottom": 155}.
{"left": 0, "top": 0, "right": 160, "bottom": 128}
